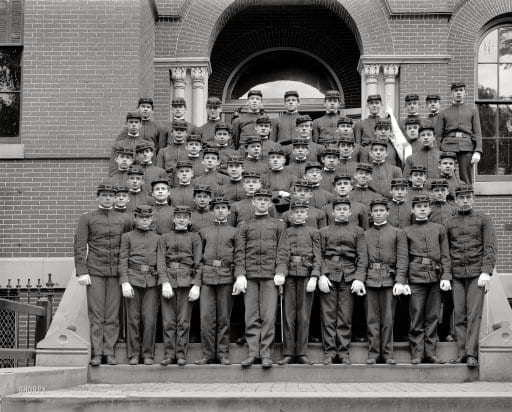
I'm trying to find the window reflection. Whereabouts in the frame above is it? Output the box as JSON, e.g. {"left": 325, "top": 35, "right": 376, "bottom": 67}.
{"left": 499, "top": 64, "right": 512, "bottom": 99}
{"left": 478, "top": 64, "right": 497, "bottom": 99}
{"left": 478, "top": 104, "right": 497, "bottom": 137}
{"left": 479, "top": 29, "right": 498, "bottom": 62}
{"left": 478, "top": 139, "right": 497, "bottom": 175}
{"left": 239, "top": 81, "right": 324, "bottom": 99}
{"left": 499, "top": 27, "right": 512, "bottom": 63}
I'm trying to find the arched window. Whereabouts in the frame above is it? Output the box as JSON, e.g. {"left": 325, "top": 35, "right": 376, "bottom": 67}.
{"left": 477, "top": 25, "right": 512, "bottom": 177}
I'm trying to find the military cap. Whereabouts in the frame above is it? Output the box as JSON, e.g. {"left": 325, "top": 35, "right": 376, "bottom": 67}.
{"left": 305, "top": 161, "right": 323, "bottom": 171}
{"left": 439, "top": 151, "right": 457, "bottom": 160}
{"left": 268, "top": 148, "right": 286, "bottom": 157}
{"left": 245, "top": 136, "right": 262, "bottom": 146}
{"left": 242, "top": 171, "right": 261, "bottom": 179}
{"left": 247, "top": 89, "right": 263, "bottom": 98}
{"left": 419, "top": 121, "right": 435, "bottom": 133}
{"left": 321, "top": 147, "right": 340, "bottom": 157}
{"left": 405, "top": 93, "right": 420, "bottom": 102}
{"left": 391, "top": 178, "right": 409, "bottom": 187}
{"left": 115, "top": 146, "right": 134, "bottom": 156}
{"left": 375, "top": 118, "right": 392, "bottom": 129}
{"left": 337, "top": 117, "right": 353, "bottom": 126}
{"left": 430, "top": 178, "right": 449, "bottom": 188}
{"left": 296, "top": 115, "right": 312, "bottom": 125}
{"left": 151, "top": 178, "right": 170, "bottom": 188}
{"left": 370, "top": 137, "right": 389, "bottom": 147}
{"left": 210, "top": 197, "right": 230, "bottom": 207}
{"left": 202, "top": 147, "right": 219, "bottom": 157}
{"left": 451, "top": 81, "right": 466, "bottom": 90}
{"left": 226, "top": 155, "right": 244, "bottom": 164}
{"left": 173, "top": 205, "right": 192, "bottom": 215}
{"left": 171, "top": 119, "right": 188, "bottom": 130}
{"left": 294, "top": 179, "right": 313, "bottom": 188}
{"left": 356, "top": 163, "right": 373, "bottom": 173}
{"left": 114, "top": 185, "right": 130, "bottom": 194}
{"left": 404, "top": 117, "right": 421, "bottom": 126}
{"left": 367, "top": 94, "right": 382, "bottom": 102}
{"left": 369, "top": 196, "right": 389, "bottom": 209}
{"left": 193, "top": 184, "right": 212, "bottom": 195}
{"left": 135, "top": 141, "right": 155, "bottom": 152}
{"left": 127, "top": 165, "right": 144, "bottom": 175}
{"left": 324, "top": 90, "right": 341, "bottom": 100}
{"left": 292, "top": 138, "right": 310, "bottom": 146}
{"left": 253, "top": 189, "right": 273, "bottom": 198}
{"left": 171, "top": 97, "right": 187, "bottom": 107}
{"left": 411, "top": 194, "right": 431, "bottom": 205}
{"left": 409, "top": 164, "right": 427, "bottom": 174}
{"left": 284, "top": 90, "right": 299, "bottom": 99}
{"left": 126, "top": 111, "right": 142, "bottom": 121}
{"left": 214, "top": 122, "right": 231, "bottom": 132}
{"left": 426, "top": 94, "right": 441, "bottom": 101}
{"left": 255, "top": 115, "right": 272, "bottom": 124}
{"left": 96, "top": 182, "right": 116, "bottom": 195}
{"left": 333, "top": 173, "right": 352, "bottom": 182}
{"left": 134, "top": 205, "right": 153, "bottom": 217}
{"left": 206, "top": 97, "right": 222, "bottom": 108}
{"left": 175, "top": 161, "right": 193, "bottom": 170}
{"left": 290, "top": 200, "right": 310, "bottom": 209}
{"left": 187, "top": 134, "right": 203, "bottom": 143}
{"left": 332, "top": 197, "right": 351, "bottom": 207}
{"left": 455, "top": 184, "right": 474, "bottom": 195}
{"left": 137, "top": 97, "right": 153, "bottom": 107}
{"left": 337, "top": 135, "right": 356, "bottom": 144}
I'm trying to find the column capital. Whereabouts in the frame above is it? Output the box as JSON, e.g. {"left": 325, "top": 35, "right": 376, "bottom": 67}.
{"left": 171, "top": 67, "right": 187, "bottom": 81}
{"left": 363, "top": 64, "right": 380, "bottom": 76}
{"left": 191, "top": 67, "right": 208, "bottom": 82}
{"left": 383, "top": 64, "right": 400, "bottom": 78}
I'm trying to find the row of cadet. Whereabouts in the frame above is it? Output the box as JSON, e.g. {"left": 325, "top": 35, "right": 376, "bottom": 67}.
{"left": 75, "top": 179, "right": 496, "bottom": 368}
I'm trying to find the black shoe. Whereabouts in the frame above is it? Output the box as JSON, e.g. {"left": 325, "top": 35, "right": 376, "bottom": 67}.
{"left": 278, "top": 356, "right": 293, "bottom": 365}
{"left": 128, "top": 356, "right": 139, "bottom": 366}
{"left": 241, "top": 356, "right": 256, "bottom": 368}
{"left": 89, "top": 355, "right": 101, "bottom": 367}
{"left": 366, "top": 358, "right": 376, "bottom": 365}
{"left": 411, "top": 357, "right": 422, "bottom": 365}
{"left": 219, "top": 357, "right": 231, "bottom": 366}
{"left": 323, "top": 356, "right": 334, "bottom": 365}
{"left": 236, "top": 337, "right": 247, "bottom": 345}
{"left": 424, "top": 356, "right": 444, "bottom": 364}
{"left": 296, "top": 356, "right": 314, "bottom": 365}
{"left": 385, "top": 358, "right": 397, "bottom": 365}
{"left": 160, "top": 358, "right": 176, "bottom": 366}
{"left": 451, "top": 355, "right": 467, "bottom": 364}
{"left": 195, "top": 358, "right": 214, "bottom": 365}
{"left": 467, "top": 356, "right": 479, "bottom": 368}
{"left": 177, "top": 358, "right": 187, "bottom": 366}
{"left": 105, "top": 355, "right": 117, "bottom": 365}
{"left": 261, "top": 357, "right": 273, "bottom": 369}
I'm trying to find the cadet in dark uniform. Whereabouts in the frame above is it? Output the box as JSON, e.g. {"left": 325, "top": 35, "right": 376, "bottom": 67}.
{"left": 168, "top": 161, "right": 196, "bottom": 209}
{"left": 304, "top": 162, "right": 335, "bottom": 209}
{"left": 114, "top": 185, "right": 131, "bottom": 214}
{"left": 198, "top": 97, "right": 223, "bottom": 146}
{"left": 171, "top": 97, "right": 198, "bottom": 136}
{"left": 191, "top": 185, "right": 215, "bottom": 230}
{"left": 75, "top": 183, "right": 132, "bottom": 366}
{"left": 135, "top": 141, "right": 168, "bottom": 194}
{"left": 110, "top": 111, "right": 145, "bottom": 175}
{"left": 400, "top": 93, "right": 422, "bottom": 134}
{"left": 350, "top": 163, "right": 380, "bottom": 205}
{"left": 108, "top": 146, "right": 134, "bottom": 188}
{"left": 312, "top": 90, "right": 342, "bottom": 144}
{"left": 264, "top": 148, "right": 296, "bottom": 215}
{"left": 364, "top": 197, "right": 408, "bottom": 365}
{"left": 319, "top": 148, "right": 341, "bottom": 191}
{"left": 368, "top": 137, "right": 403, "bottom": 198}
{"left": 424, "top": 94, "right": 441, "bottom": 130}
{"left": 217, "top": 155, "right": 246, "bottom": 202}
{"left": 360, "top": 118, "right": 401, "bottom": 168}
{"left": 270, "top": 90, "right": 301, "bottom": 145}
{"left": 435, "top": 82, "right": 483, "bottom": 184}
{"left": 403, "top": 122, "right": 440, "bottom": 180}
{"left": 253, "top": 115, "right": 282, "bottom": 160}
{"left": 118, "top": 205, "right": 160, "bottom": 365}
{"left": 150, "top": 179, "right": 174, "bottom": 235}
{"left": 193, "top": 147, "right": 230, "bottom": 189}
{"left": 278, "top": 200, "right": 321, "bottom": 365}
{"left": 445, "top": 185, "right": 497, "bottom": 367}
{"left": 284, "top": 138, "right": 311, "bottom": 179}
{"left": 406, "top": 165, "right": 430, "bottom": 201}
{"left": 243, "top": 136, "right": 268, "bottom": 176}
{"left": 196, "top": 197, "right": 237, "bottom": 366}
{"left": 126, "top": 166, "right": 154, "bottom": 214}
{"left": 158, "top": 206, "right": 202, "bottom": 366}
{"left": 233, "top": 189, "right": 289, "bottom": 369}
{"left": 404, "top": 118, "right": 422, "bottom": 153}
{"left": 184, "top": 134, "right": 205, "bottom": 181}
{"left": 438, "top": 151, "right": 460, "bottom": 200}
{"left": 156, "top": 119, "right": 189, "bottom": 173}
{"left": 125, "top": 97, "right": 166, "bottom": 152}
{"left": 280, "top": 180, "right": 327, "bottom": 229}
{"left": 231, "top": 89, "right": 263, "bottom": 149}
{"left": 337, "top": 135, "right": 359, "bottom": 177}
{"left": 388, "top": 178, "right": 413, "bottom": 228}
{"left": 354, "top": 94, "right": 382, "bottom": 148}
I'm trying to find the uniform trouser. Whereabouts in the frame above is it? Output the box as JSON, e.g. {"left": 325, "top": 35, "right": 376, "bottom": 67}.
{"left": 283, "top": 276, "right": 313, "bottom": 356}
{"left": 87, "top": 276, "right": 121, "bottom": 357}
{"left": 453, "top": 277, "right": 485, "bottom": 358}
{"left": 244, "top": 278, "right": 278, "bottom": 359}
{"left": 320, "top": 279, "right": 354, "bottom": 358}
{"left": 457, "top": 151, "right": 474, "bottom": 184}
{"left": 125, "top": 285, "right": 159, "bottom": 359}
{"left": 161, "top": 287, "right": 193, "bottom": 360}
{"left": 200, "top": 284, "right": 233, "bottom": 359}
{"left": 439, "top": 289, "right": 454, "bottom": 339}
{"left": 365, "top": 287, "right": 395, "bottom": 360}
{"left": 409, "top": 282, "right": 440, "bottom": 359}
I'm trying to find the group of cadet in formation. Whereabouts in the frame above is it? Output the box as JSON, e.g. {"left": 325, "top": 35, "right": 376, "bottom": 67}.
{"left": 74, "top": 82, "right": 497, "bottom": 370}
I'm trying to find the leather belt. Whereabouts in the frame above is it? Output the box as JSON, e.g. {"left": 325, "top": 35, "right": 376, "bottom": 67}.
{"left": 204, "top": 259, "right": 225, "bottom": 267}
{"left": 447, "top": 131, "right": 470, "bottom": 138}
{"left": 411, "top": 256, "right": 436, "bottom": 265}
{"left": 129, "top": 263, "right": 156, "bottom": 272}
{"left": 369, "top": 262, "right": 388, "bottom": 270}
{"left": 166, "top": 262, "right": 191, "bottom": 269}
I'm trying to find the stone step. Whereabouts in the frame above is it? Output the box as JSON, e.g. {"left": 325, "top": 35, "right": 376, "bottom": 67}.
{"left": 5, "top": 382, "right": 512, "bottom": 412}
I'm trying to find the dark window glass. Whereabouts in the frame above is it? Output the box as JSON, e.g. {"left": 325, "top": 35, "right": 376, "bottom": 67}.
{"left": 0, "top": 46, "right": 22, "bottom": 138}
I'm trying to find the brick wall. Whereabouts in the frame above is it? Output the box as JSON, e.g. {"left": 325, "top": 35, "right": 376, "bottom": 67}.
{"left": 139, "top": 0, "right": 155, "bottom": 99}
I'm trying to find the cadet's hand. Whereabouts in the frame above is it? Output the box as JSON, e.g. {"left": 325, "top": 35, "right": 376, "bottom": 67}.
{"left": 306, "top": 277, "right": 317, "bottom": 293}
{"left": 478, "top": 272, "right": 490, "bottom": 291}
{"left": 232, "top": 275, "right": 247, "bottom": 295}
{"left": 471, "top": 152, "right": 481, "bottom": 164}
{"left": 403, "top": 285, "right": 411, "bottom": 295}
{"left": 162, "top": 282, "right": 174, "bottom": 299}
{"left": 188, "top": 285, "right": 200, "bottom": 301}
{"left": 274, "top": 273, "right": 285, "bottom": 287}
{"left": 278, "top": 191, "right": 290, "bottom": 198}
{"left": 440, "top": 280, "right": 451, "bottom": 292}
{"left": 393, "top": 283, "right": 404, "bottom": 296}
{"left": 351, "top": 280, "right": 366, "bottom": 296}
{"left": 121, "top": 282, "right": 134, "bottom": 298}
{"left": 318, "top": 275, "right": 332, "bottom": 293}
{"left": 77, "top": 274, "right": 91, "bottom": 286}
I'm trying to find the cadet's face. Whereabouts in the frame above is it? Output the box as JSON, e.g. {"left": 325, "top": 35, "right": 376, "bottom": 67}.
{"left": 406, "top": 100, "right": 419, "bottom": 113}
{"left": 420, "top": 131, "right": 435, "bottom": 146}
{"left": 242, "top": 178, "right": 261, "bottom": 194}
{"left": 127, "top": 175, "right": 143, "bottom": 190}
{"left": 455, "top": 193, "right": 474, "bottom": 211}
{"left": 227, "top": 163, "right": 244, "bottom": 179}
{"left": 305, "top": 168, "right": 322, "bottom": 183}
{"left": 194, "top": 192, "right": 211, "bottom": 208}
{"left": 294, "top": 186, "right": 313, "bottom": 200}
{"left": 334, "top": 179, "right": 352, "bottom": 196}
{"left": 285, "top": 96, "right": 299, "bottom": 112}
{"left": 135, "top": 215, "right": 153, "bottom": 230}
{"left": 293, "top": 145, "right": 309, "bottom": 158}
{"left": 213, "top": 204, "right": 230, "bottom": 221}
{"left": 391, "top": 186, "right": 407, "bottom": 201}
{"left": 439, "top": 158, "right": 456, "bottom": 175}
{"left": 432, "top": 187, "right": 448, "bottom": 201}
{"left": 137, "top": 148, "right": 153, "bottom": 164}
{"left": 138, "top": 103, "right": 153, "bottom": 119}
{"left": 291, "top": 207, "right": 309, "bottom": 223}
{"left": 152, "top": 183, "right": 170, "bottom": 202}
{"left": 375, "top": 127, "right": 391, "bottom": 138}
{"left": 247, "top": 95, "right": 262, "bottom": 112}
{"left": 406, "top": 125, "right": 419, "bottom": 140}
{"left": 115, "top": 192, "right": 130, "bottom": 208}
{"left": 410, "top": 172, "right": 426, "bottom": 186}
{"left": 177, "top": 167, "right": 193, "bottom": 182}
{"left": 370, "top": 144, "right": 388, "bottom": 162}
{"left": 452, "top": 87, "right": 466, "bottom": 103}
{"left": 255, "top": 123, "right": 271, "bottom": 137}
{"left": 206, "top": 106, "right": 221, "bottom": 119}
{"left": 332, "top": 203, "right": 351, "bottom": 221}
{"left": 172, "top": 105, "right": 186, "bottom": 118}
{"left": 324, "top": 98, "right": 340, "bottom": 113}
{"left": 116, "top": 153, "right": 134, "bottom": 170}
{"left": 427, "top": 99, "right": 440, "bottom": 113}
{"left": 269, "top": 154, "right": 286, "bottom": 169}
{"left": 322, "top": 154, "right": 339, "bottom": 169}
{"left": 172, "top": 129, "right": 187, "bottom": 142}
{"left": 202, "top": 154, "right": 219, "bottom": 169}
{"left": 354, "top": 170, "right": 372, "bottom": 185}
{"left": 97, "top": 191, "right": 115, "bottom": 208}
{"left": 412, "top": 202, "right": 431, "bottom": 220}
{"left": 252, "top": 196, "right": 272, "bottom": 213}
{"left": 246, "top": 143, "right": 262, "bottom": 157}
{"left": 214, "top": 130, "right": 230, "bottom": 145}
{"left": 296, "top": 122, "right": 312, "bottom": 138}
{"left": 339, "top": 143, "right": 354, "bottom": 158}
{"left": 371, "top": 204, "right": 389, "bottom": 224}
{"left": 126, "top": 119, "right": 141, "bottom": 134}
{"left": 337, "top": 123, "right": 352, "bottom": 133}
{"left": 367, "top": 100, "right": 382, "bottom": 115}
{"left": 186, "top": 141, "right": 202, "bottom": 155}
{"left": 173, "top": 213, "right": 190, "bottom": 228}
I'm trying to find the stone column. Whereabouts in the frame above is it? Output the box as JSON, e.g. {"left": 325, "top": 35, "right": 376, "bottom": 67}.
{"left": 383, "top": 64, "right": 400, "bottom": 115}
{"left": 191, "top": 67, "right": 208, "bottom": 126}
{"left": 363, "top": 64, "right": 380, "bottom": 99}
{"left": 170, "top": 67, "right": 187, "bottom": 99}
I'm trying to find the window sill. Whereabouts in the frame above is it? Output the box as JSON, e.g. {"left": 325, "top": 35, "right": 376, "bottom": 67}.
{"left": 0, "top": 143, "right": 24, "bottom": 159}
{"left": 475, "top": 181, "right": 512, "bottom": 195}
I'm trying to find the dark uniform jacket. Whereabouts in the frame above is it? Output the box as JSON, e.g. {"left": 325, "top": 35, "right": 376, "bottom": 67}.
{"left": 228, "top": 198, "right": 277, "bottom": 227}
{"left": 234, "top": 214, "right": 289, "bottom": 279}
{"left": 199, "top": 221, "right": 237, "bottom": 285}
{"left": 284, "top": 158, "right": 307, "bottom": 179}
{"left": 429, "top": 200, "right": 457, "bottom": 225}
{"left": 169, "top": 184, "right": 195, "bottom": 209}
{"left": 350, "top": 185, "right": 379, "bottom": 205}
{"left": 337, "top": 158, "right": 358, "bottom": 178}
{"left": 157, "top": 229, "right": 202, "bottom": 288}
{"left": 107, "top": 169, "right": 129, "bottom": 187}
{"left": 286, "top": 223, "right": 322, "bottom": 278}
{"left": 439, "top": 173, "right": 460, "bottom": 200}
{"left": 151, "top": 203, "right": 174, "bottom": 235}
{"left": 265, "top": 169, "right": 297, "bottom": 210}
{"left": 117, "top": 119, "right": 167, "bottom": 152}
{"left": 404, "top": 220, "right": 451, "bottom": 283}
{"left": 370, "top": 162, "right": 402, "bottom": 198}
{"left": 388, "top": 199, "right": 413, "bottom": 228}
{"left": 140, "top": 163, "right": 168, "bottom": 194}
{"left": 270, "top": 112, "right": 301, "bottom": 144}
{"left": 435, "top": 103, "right": 483, "bottom": 153}
{"left": 281, "top": 206, "right": 327, "bottom": 229}
{"left": 231, "top": 112, "right": 260, "bottom": 149}
{"left": 194, "top": 169, "right": 230, "bottom": 190}
{"left": 216, "top": 179, "right": 246, "bottom": 202}
{"left": 199, "top": 118, "right": 235, "bottom": 149}
{"left": 282, "top": 141, "right": 324, "bottom": 163}
{"left": 191, "top": 208, "right": 216, "bottom": 230}
{"left": 403, "top": 147, "right": 441, "bottom": 180}
{"left": 319, "top": 168, "right": 338, "bottom": 192}
{"left": 319, "top": 221, "right": 367, "bottom": 283}
{"left": 110, "top": 134, "right": 146, "bottom": 174}
{"left": 74, "top": 208, "right": 132, "bottom": 277}
{"left": 118, "top": 228, "right": 160, "bottom": 287}
{"left": 126, "top": 190, "right": 155, "bottom": 214}
{"left": 444, "top": 210, "right": 497, "bottom": 278}
{"left": 354, "top": 115, "right": 378, "bottom": 147}
{"left": 243, "top": 156, "right": 268, "bottom": 176}
{"left": 312, "top": 112, "right": 340, "bottom": 144}
{"left": 364, "top": 223, "right": 408, "bottom": 286}
{"left": 155, "top": 141, "right": 188, "bottom": 173}
{"left": 310, "top": 185, "right": 335, "bottom": 209}
{"left": 322, "top": 200, "right": 369, "bottom": 229}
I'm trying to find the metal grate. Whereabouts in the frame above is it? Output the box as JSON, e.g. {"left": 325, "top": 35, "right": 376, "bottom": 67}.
{"left": 0, "top": 292, "right": 19, "bottom": 368}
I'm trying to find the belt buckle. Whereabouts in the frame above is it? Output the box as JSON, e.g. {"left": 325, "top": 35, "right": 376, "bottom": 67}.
{"left": 140, "top": 264, "right": 150, "bottom": 272}
{"left": 455, "top": 132, "right": 463, "bottom": 138}
{"left": 212, "top": 260, "right": 222, "bottom": 267}
{"left": 170, "top": 262, "right": 180, "bottom": 269}
{"left": 421, "top": 257, "right": 431, "bottom": 265}
{"left": 292, "top": 256, "right": 302, "bottom": 263}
